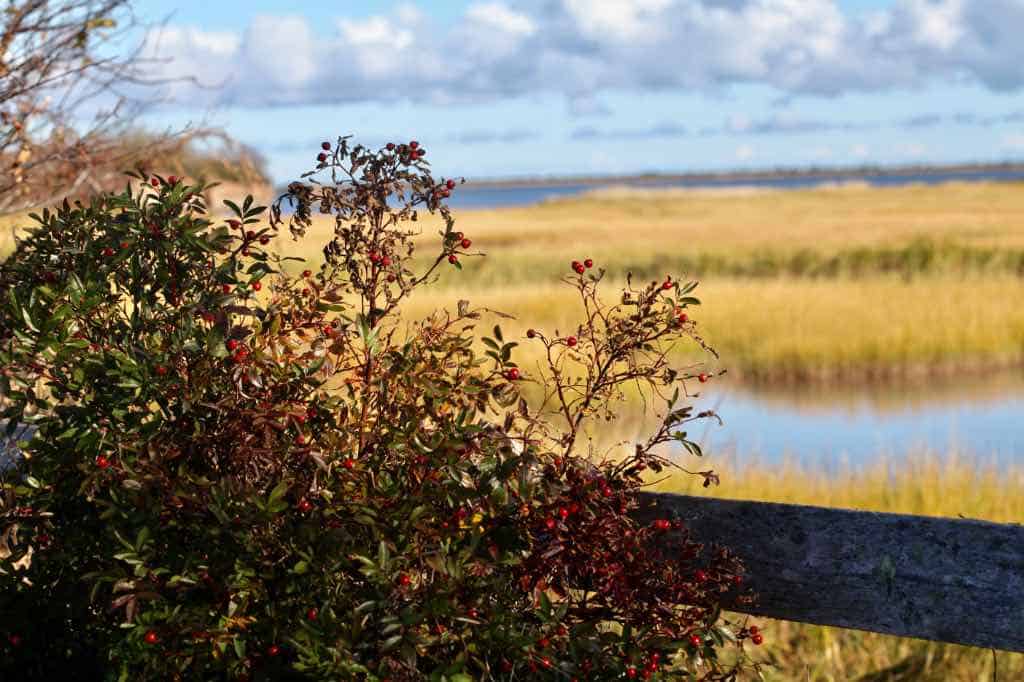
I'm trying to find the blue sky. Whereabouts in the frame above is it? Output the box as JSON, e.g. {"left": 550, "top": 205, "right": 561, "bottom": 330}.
{"left": 132, "top": 1, "right": 1024, "bottom": 183}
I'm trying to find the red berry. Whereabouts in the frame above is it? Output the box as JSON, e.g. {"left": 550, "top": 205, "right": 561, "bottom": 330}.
{"left": 653, "top": 519, "right": 670, "bottom": 531}
{"left": 748, "top": 625, "right": 759, "bottom": 635}
{"left": 101, "top": 246, "right": 114, "bottom": 257}
{"left": 302, "top": 269, "right": 312, "bottom": 278}
{"left": 228, "top": 219, "right": 241, "bottom": 229}
{"left": 386, "top": 142, "right": 395, "bottom": 151}
{"left": 321, "top": 141, "right": 331, "bottom": 150}
{"left": 295, "top": 434, "right": 306, "bottom": 446}
{"left": 144, "top": 630, "right": 159, "bottom": 645}
{"left": 343, "top": 458, "right": 355, "bottom": 470}
{"left": 536, "top": 637, "right": 550, "bottom": 649}
{"left": 155, "top": 365, "right": 167, "bottom": 376}
{"left": 526, "top": 329, "right": 536, "bottom": 338}
{"left": 571, "top": 260, "right": 582, "bottom": 272}
{"left": 95, "top": 455, "right": 110, "bottom": 469}
{"left": 226, "top": 339, "right": 239, "bottom": 351}
{"left": 694, "top": 569, "right": 708, "bottom": 582}
{"left": 698, "top": 373, "right": 709, "bottom": 383}
{"left": 245, "top": 230, "right": 256, "bottom": 240}
{"left": 398, "top": 573, "right": 411, "bottom": 586}
{"left": 544, "top": 517, "right": 556, "bottom": 530}
{"left": 409, "top": 140, "right": 419, "bottom": 150}
{"left": 252, "top": 281, "right": 262, "bottom": 291}
{"left": 120, "top": 241, "right": 130, "bottom": 249}
{"left": 566, "top": 336, "right": 577, "bottom": 347}
{"left": 167, "top": 175, "right": 178, "bottom": 184}
{"left": 232, "top": 349, "right": 248, "bottom": 363}
{"left": 662, "top": 281, "right": 672, "bottom": 290}
{"left": 584, "top": 258, "right": 593, "bottom": 268}
{"left": 222, "top": 284, "right": 232, "bottom": 294}
{"left": 317, "top": 152, "right": 327, "bottom": 162}
{"left": 460, "top": 238, "right": 472, "bottom": 249}
{"left": 558, "top": 507, "right": 569, "bottom": 519}
{"left": 267, "top": 644, "right": 281, "bottom": 657}
{"left": 382, "top": 255, "right": 392, "bottom": 267}
{"left": 8, "top": 634, "right": 22, "bottom": 647}
{"left": 260, "top": 236, "right": 270, "bottom": 245}
{"left": 752, "top": 633, "right": 764, "bottom": 645}
{"left": 678, "top": 313, "right": 689, "bottom": 324}
{"left": 307, "top": 607, "right": 318, "bottom": 621}
{"left": 627, "top": 668, "right": 637, "bottom": 679}
{"left": 446, "top": 179, "right": 457, "bottom": 190}
{"left": 297, "top": 499, "right": 312, "bottom": 513}
{"left": 505, "top": 367, "right": 520, "bottom": 381}
{"left": 150, "top": 177, "right": 159, "bottom": 187}
{"left": 448, "top": 254, "right": 458, "bottom": 264}
{"left": 689, "top": 634, "right": 702, "bottom": 647}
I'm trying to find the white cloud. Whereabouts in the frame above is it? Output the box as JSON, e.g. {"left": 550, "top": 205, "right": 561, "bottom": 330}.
{"left": 139, "top": 0, "right": 1024, "bottom": 109}
{"left": 1001, "top": 133, "right": 1024, "bottom": 151}
{"left": 735, "top": 144, "right": 755, "bottom": 160}
{"left": 466, "top": 2, "right": 537, "bottom": 37}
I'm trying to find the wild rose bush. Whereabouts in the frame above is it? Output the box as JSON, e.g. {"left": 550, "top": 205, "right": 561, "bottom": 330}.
{"left": 0, "top": 137, "right": 758, "bottom": 680}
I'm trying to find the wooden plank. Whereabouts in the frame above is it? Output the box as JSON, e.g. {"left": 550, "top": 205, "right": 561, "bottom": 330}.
{"left": 0, "top": 421, "right": 35, "bottom": 472}
{"left": 635, "top": 492, "right": 1024, "bottom": 652}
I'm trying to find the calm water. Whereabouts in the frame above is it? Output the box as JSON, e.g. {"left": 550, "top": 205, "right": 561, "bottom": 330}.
{"left": 671, "top": 371, "right": 1024, "bottom": 468}
{"left": 443, "top": 168, "right": 1024, "bottom": 209}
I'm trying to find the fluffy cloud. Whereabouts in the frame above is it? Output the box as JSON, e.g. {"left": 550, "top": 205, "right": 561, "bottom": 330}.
{"left": 140, "top": 0, "right": 1024, "bottom": 109}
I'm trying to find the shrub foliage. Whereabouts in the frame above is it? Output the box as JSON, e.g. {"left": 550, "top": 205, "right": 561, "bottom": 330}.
{"left": 0, "top": 138, "right": 754, "bottom": 680}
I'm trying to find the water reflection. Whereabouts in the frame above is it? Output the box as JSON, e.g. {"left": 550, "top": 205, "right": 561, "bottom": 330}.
{"left": 576, "top": 371, "right": 1024, "bottom": 469}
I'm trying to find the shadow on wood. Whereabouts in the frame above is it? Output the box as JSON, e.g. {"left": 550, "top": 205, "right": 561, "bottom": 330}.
{"left": 635, "top": 492, "right": 1024, "bottom": 653}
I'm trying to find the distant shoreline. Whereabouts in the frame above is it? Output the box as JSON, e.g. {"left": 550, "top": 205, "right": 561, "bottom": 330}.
{"left": 454, "top": 161, "right": 1024, "bottom": 190}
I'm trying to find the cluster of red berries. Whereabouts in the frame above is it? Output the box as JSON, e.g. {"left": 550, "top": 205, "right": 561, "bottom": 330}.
{"left": 571, "top": 258, "right": 594, "bottom": 275}
{"left": 225, "top": 339, "right": 249, "bottom": 364}
{"left": 448, "top": 231, "right": 472, "bottom": 265}
{"left": 383, "top": 140, "right": 425, "bottom": 163}
{"left": 747, "top": 624, "right": 763, "bottom": 645}
{"left": 316, "top": 141, "right": 332, "bottom": 163}
{"left": 148, "top": 175, "right": 180, "bottom": 188}
{"left": 435, "top": 178, "right": 458, "bottom": 200}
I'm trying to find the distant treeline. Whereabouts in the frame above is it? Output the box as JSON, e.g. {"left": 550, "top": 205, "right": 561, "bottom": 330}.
{"left": 462, "top": 161, "right": 1024, "bottom": 189}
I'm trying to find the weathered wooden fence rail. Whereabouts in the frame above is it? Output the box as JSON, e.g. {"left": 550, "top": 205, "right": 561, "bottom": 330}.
{"left": 636, "top": 492, "right": 1024, "bottom": 653}
{"left": 4, "top": 425, "right": 1022, "bottom": 652}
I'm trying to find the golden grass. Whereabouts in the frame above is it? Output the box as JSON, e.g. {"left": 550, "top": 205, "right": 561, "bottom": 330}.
{"left": 648, "top": 453, "right": 1024, "bottom": 681}
{"left": 396, "top": 275, "right": 1024, "bottom": 381}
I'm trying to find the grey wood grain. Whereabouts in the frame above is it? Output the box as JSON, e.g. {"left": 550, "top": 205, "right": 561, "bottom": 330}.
{"left": 635, "top": 492, "right": 1024, "bottom": 652}
{"left": 0, "top": 420, "right": 35, "bottom": 471}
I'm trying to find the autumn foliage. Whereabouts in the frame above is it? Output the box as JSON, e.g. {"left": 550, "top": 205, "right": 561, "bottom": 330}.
{"left": 0, "top": 137, "right": 755, "bottom": 680}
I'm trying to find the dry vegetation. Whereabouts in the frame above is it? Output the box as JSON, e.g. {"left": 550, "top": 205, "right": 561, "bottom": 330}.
{"left": 4, "top": 179, "right": 1022, "bottom": 679}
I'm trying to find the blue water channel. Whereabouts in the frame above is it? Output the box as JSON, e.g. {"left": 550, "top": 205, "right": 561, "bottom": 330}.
{"left": 683, "top": 371, "right": 1024, "bottom": 469}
